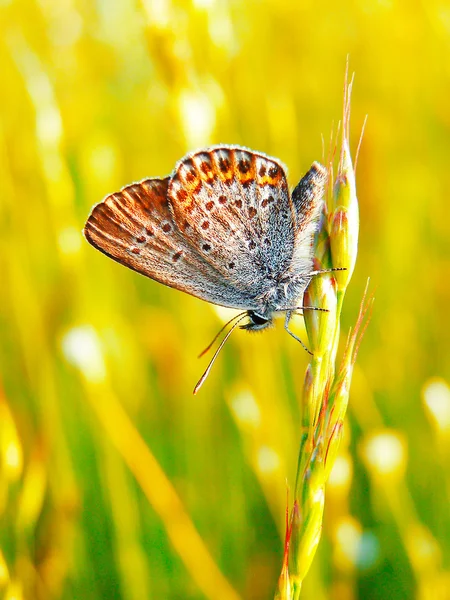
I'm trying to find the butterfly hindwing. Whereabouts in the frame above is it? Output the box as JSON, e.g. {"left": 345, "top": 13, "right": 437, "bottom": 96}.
{"left": 168, "top": 146, "right": 297, "bottom": 302}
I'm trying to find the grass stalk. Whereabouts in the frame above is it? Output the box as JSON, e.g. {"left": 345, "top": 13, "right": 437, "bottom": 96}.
{"left": 275, "top": 73, "right": 374, "bottom": 599}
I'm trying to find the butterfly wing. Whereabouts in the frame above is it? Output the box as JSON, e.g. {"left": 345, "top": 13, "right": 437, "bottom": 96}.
{"left": 290, "top": 161, "right": 327, "bottom": 275}
{"left": 168, "top": 146, "right": 297, "bottom": 304}
{"left": 84, "top": 177, "right": 254, "bottom": 309}
{"left": 84, "top": 147, "right": 327, "bottom": 313}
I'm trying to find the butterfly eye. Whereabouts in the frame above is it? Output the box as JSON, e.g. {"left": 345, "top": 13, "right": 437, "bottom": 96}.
{"left": 248, "top": 311, "right": 269, "bottom": 326}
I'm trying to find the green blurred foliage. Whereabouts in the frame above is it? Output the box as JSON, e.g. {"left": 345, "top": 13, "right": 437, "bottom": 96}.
{"left": 0, "top": 0, "right": 449, "bottom": 599}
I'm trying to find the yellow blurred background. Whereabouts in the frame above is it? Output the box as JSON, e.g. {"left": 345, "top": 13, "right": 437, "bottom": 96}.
{"left": 1, "top": 0, "right": 449, "bottom": 599}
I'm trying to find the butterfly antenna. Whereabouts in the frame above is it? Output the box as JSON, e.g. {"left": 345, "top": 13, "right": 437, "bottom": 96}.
{"left": 293, "top": 306, "right": 329, "bottom": 313}
{"left": 198, "top": 311, "right": 247, "bottom": 358}
{"left": 193, "top": 314, "right": 248, "bottom": 395}
{"left": 308, "top": 267, "right": 347, "bottom": 276}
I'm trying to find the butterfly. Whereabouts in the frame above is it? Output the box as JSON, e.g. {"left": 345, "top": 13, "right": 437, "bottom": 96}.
{"left": 84, "top": 145, "right": 329, "bottom": 392}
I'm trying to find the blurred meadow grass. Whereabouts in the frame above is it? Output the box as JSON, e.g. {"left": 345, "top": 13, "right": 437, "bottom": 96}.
{"left": 1, "top": 1, "right": 450, "bottom": 599}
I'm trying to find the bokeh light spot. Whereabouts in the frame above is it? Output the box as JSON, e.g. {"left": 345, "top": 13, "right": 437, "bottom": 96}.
{"left": 230, "top": 390, "right": 261, "bottom": 428}
{"left": 362, "top": 430, "right": 406, "bottom": 479}
{"left": 61, "top": 326, "right": 106, "bottom": 383}
{"left": 257, "top": 445, "right": 280, "bottom": 474}
{"left": 58, "top": 227, "right": 82, "bottom": 255}
{"left": 422, "top": 378, "right": 450, "bottom": 432}
{"left": 179, "top": 90, "right": 216, "bottom": 147}
{"left": 328, "top": 454, "right": 352, "bottom": 490}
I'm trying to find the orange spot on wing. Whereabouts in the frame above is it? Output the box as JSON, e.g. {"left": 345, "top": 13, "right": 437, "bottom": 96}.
{"left": 235, "top": 156, "right": 256, "bottom": 186}
{"left": 177, "top": 189, "right": 189, "bottom": 202}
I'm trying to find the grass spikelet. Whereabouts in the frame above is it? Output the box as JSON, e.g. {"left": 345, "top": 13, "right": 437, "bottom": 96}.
{"left": 275, "top": 70, "right": 373, "bottom": 599}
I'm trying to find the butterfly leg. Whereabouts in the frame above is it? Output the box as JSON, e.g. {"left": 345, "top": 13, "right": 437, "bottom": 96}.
{"left": 284, "top": 311, "right": 313, "bottom": 355}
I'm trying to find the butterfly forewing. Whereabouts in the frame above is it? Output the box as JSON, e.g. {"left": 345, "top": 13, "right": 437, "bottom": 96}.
{"left": 168, "top": 146, "right": 296, "bottom": 300}
{"left": 84, "top": 177, "right": 254, "bottom": 309}
{"left": 290, "top": 162, "right": 327, "bottom": 276}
